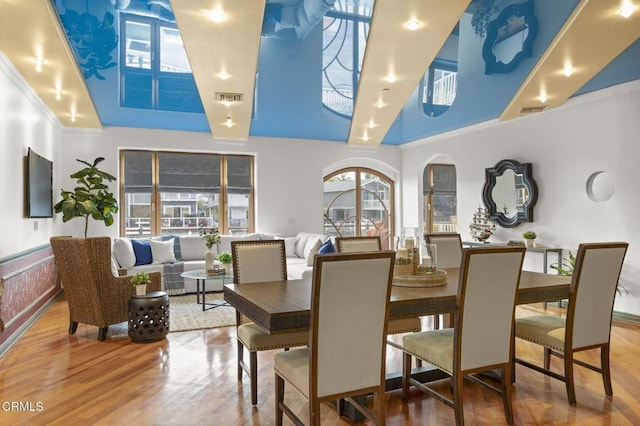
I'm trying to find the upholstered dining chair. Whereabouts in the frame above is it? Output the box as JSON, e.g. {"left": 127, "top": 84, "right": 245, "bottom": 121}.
{"left": 231, "top": 239, "right": 309, "bottom": 406}
{"left": 514, "top": 242, "right": 628, "bottom": 405}
{"left": 274, "top": 250, "right": 396, "bottom": 425}
{"left": 50, "top": 236, "right": 161, "bottom": 341}
{"left": 335, "top": 235, "right": 382, "bottom": 253}
{"left": 336, "top": 236, "right": 422, "bottom": 335}
{"left": 425, "top": 233, "right": 464, "bottom": 329}
{"left": 401, "top": 246, "right": 526, "bottom": 426}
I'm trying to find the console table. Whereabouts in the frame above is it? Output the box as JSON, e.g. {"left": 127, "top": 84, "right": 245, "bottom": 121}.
{"left": 463, "top": 242, "right": 562, "bottom": 274}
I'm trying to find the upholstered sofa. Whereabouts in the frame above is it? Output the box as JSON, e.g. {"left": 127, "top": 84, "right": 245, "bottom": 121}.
{"left": 111, "top": 231, "right": 333, "bottom": 295}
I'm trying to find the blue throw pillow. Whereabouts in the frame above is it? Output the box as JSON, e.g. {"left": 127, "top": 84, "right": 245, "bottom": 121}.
{"left": 132, "top": 239, "right": 153, "bottom": 265}
{"left": 318, "top": 239, "right": 335, "bottom": 255}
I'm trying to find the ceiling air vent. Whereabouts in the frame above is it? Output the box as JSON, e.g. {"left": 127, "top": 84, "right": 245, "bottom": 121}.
{"left": 519, "top": 106, "right": 547, "bottom": 114}
{"left": 215, "top": 92, "right": 244, "bottom": 103}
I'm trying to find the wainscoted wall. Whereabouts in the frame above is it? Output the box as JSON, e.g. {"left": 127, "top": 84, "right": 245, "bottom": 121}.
{"left": 0, "top": 244, "right": 60, "bottom": 354}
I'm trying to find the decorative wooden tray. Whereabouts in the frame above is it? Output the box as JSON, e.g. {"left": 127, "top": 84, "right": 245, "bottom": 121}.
{"left": 392, "top": 270, "right": 448, "bottom": 288}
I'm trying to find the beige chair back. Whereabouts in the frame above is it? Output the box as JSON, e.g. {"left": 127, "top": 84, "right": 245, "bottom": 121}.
{"left": 568, "top": 242, "right": 628, "bottom": 349}
{"left": 231, "top": 240, "right": 287, "bottom": 284}
{"left": 310, "top": 251, "right": 395, "bottom": 398}
{"left": 425, "top": 233, "right": 463, "bottom": 268}
{"left": 457, "top": 246, "right": 525, "bottom": 372}
{"left": 335, "top": 236, "right": 382, "bottom": 253}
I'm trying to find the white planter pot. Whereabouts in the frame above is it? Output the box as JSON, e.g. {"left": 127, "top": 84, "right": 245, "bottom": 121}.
{"left": 135, "top": 284, "right": 147, "bottom": 296}
{"left": 525, "top": 239, "right": 535, "bottom": 248}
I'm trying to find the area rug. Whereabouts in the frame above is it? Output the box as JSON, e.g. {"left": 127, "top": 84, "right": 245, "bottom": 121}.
{"left": 168, "top": 293, "right": 236, "bottom": 332}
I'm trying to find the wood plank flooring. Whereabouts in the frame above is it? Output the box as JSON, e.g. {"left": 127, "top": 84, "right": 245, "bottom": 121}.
{"left": 1, "top": 295, "right": 639, "bottom": 425}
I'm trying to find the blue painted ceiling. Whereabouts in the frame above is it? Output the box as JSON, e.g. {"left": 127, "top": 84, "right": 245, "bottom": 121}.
{"left": 51, "top": 0, "right": 640, "bottom": 144}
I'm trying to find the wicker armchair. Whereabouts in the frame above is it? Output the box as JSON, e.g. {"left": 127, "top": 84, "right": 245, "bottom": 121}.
{"left": 50, "top": 237, "right": 161, "bottom": 341}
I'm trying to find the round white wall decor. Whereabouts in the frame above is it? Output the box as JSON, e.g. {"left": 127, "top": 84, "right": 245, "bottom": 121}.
{"left": 586, "top": 171, "right": 615, "bottom": 202}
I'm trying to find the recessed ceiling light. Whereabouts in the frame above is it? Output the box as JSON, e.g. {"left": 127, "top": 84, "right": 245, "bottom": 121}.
{"left": 34, "top": 58, "right": 45, "bottom": 72}
{"left": 362, "top": 133, "right": 370, "bottom": 142}
{"left": 206, "top": 9, "right": 227, "bottom": 23}
{"left": 216, "top": 71, "right": 230, "bottom": 80}
{"left": 538, "top": 92, "right": 548, "bottom": 103}
{"left": 70, "top": 107, "right": 77, "bottom": 122}
{"left": 404, "top": 20, "right": 422, "bottom": 31}
{"left": 385, "top": 74, "right": 397, "bottom": 83}
{"left": 563, "top": 63, "right": 574, "bottom": 77}
{"left": 55, "top": 89, "right": 62, "bottom": 100}
{"left": 375, "top": 101, "right": 386, "bottom": 109}
{"left": 225, "top": 116, "right": 233, "bottom": 128}
{"left": 367, "top": 120, "right": 376, "bottom": 129}
{"left": 619, "top": 2, "right": 635, "bottom": 18}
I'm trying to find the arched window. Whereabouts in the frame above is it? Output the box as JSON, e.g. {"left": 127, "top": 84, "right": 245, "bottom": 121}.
{"left": 423, "top": 164, "right": 457, "bottom": 233}
{"left": 322, "top": 1, "right": 373, "bottom": 118}
{"left": 323, "top": 168, "right": 394, "bottom": 250}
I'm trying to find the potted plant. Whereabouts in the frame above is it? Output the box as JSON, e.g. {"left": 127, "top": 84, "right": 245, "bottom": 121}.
{"left": 522, "top": 230, "right": 537, "bottom": 247}
{"left": 551, "top": 251, "right": 628, "bottom": 296}
{"left": 200, "top": 227, "right": 220, "bottom": 275}
{"left": 131, "top": 272, "right": 150, "bottom": 296}
{"left": 53, "top": 157, "right": 118, "bottom": 238}
{"left": 217, "top": 251, "right": 232, "bottom": 273}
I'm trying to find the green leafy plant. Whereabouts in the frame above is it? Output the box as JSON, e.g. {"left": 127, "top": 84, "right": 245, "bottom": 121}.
{"left": 53, "top": 157, "right": 118, "bottom": 238}
{"left": 551, "top": 251, "right": 628, "bottom": 296}
{"left": 550, "top": 251, "right": 575, "bottom": 276}
{"left": 522, "top": 230, "right": 537, "bottom": 240}
{"left": 131, "top": 272, "right": 150, "bottom": 287}
{"left": 217, "top": 251, "right": 232, "bottom": 264}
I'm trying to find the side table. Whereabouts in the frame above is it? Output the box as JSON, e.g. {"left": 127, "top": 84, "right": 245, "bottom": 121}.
{"left": 128, "top": 291, "right": 170, "bottom": 342}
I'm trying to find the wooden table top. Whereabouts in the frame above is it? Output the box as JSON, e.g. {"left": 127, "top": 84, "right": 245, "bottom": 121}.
{"left": 223, "top": 268, "right": 571, "bottom": 334}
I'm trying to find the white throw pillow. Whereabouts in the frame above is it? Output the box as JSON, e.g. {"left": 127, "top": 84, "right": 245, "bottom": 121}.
{"left": 112, "top": 238, "right": 136, "bottom": 269}
{"left": 284, "top": 237, "right": 296, "bottom": 257}
{"left": 305, "top": 239, "right": 323, "bottom": 266}
{"left": 150, "top": 238, "right": 177, "bottom": 264}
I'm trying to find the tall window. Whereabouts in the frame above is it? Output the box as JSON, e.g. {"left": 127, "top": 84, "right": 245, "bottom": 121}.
{"left": 322, "top": 1, "right": 374, "bottom": 117}
{"left": 120, "top": 14, "right": 204, "bottom": 113}
{"left": 323, "top": 168, "right": 394, "bottom": 250}
{"left": 422, "top": 59, "right": 458, "bottom": 118}
{"left": 424, "top": 164, "right": 457, "bottom": 234}
{"left": 120, "top": 151, "right": 254, "bottom": 237}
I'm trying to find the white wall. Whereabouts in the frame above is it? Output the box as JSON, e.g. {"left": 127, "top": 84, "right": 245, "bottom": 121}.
{"left": 58, "top": 127, "right": 402, "bottom": 239}
{"left": 401, "top": 81, "right": 640, "bottom": 316}
{"left": 0, "top": 53, "right": 62, "bottom": 258}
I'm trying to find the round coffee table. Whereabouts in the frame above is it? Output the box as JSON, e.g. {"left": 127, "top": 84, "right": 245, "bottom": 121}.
{"left": 180, "top": 270, "right": 233, "bottom": 311}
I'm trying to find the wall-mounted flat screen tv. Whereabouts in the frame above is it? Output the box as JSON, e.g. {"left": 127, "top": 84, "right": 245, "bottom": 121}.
{"left": 26, "top": 147, "right": 53, "bottom": 218}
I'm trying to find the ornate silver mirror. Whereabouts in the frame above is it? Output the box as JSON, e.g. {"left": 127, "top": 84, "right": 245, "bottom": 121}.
{"left": 482, "top": 159, "right": 537, "bottom": 227}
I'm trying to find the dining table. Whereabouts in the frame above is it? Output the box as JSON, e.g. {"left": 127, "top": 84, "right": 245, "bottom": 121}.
{"left": 223, "top": 268, "right": 571, "bottom": 335}
{"left": 223, "top": 267, "right": 571, "bottom": 420}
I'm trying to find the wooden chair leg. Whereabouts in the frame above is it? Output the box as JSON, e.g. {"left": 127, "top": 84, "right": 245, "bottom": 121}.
{"left": 237, "top": 339, "right": 244, "bottom": 380}
{"left": 275, "top": 374, "right": 284, "bottom": 426}
{"left": 402, "top": 352, "right": 412, "bottom": 402}
{"left": 601, "top": 344, "right": 613, "bottom": 396}
{"left": 453, "top": 372, "right": 465, "bottom": 426}
{"left": 98, "top": 327, "right": 108, "bottom": 341}
{"left": 564, "top": 351, "right": 577, "bottom": 405}
{"left": 544, "top": 347, "right": 552, "bottom": 370}
{"left": 433, "top": 314, "right": 440, "bottom": 330}
{"left": 250, "top": 351, "right": 258, "bottom": 405}
{"left": 375, "top": 389, "right": 386, "bottom": 426}
{"left": 310, "top": 399, "right": 321, "bottom": 426}
{"left": 502, "top": 366, "right": 514, "bottom": 425}
{"left": 68, "top": 321, "right": 78, "bottom": 334}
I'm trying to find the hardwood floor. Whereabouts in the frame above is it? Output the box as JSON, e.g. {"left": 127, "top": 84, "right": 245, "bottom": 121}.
{"left": 1, "top": 295, "right": 639, "bottom": 425}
